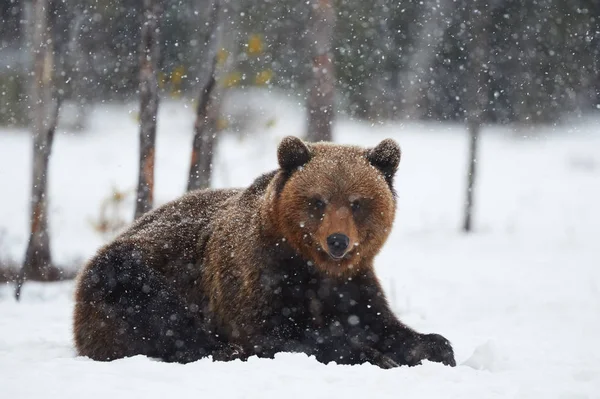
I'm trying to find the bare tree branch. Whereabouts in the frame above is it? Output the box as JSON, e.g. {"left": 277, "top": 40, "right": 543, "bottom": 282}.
{"left": 134, "top": 0, "right": 162, "bottom": 220}
{"left": 400, "top": 0, "right": 454, "bottom": 120}
{"left": 187, "top": 0, "right": 222, "bottom": 192}
{"left": 463, "top": 2, "right": 489, "bottom": 233}
{"left": 67, "top": 5, "right": 89, "bottom": 131}
{"left": 15, "top": 0, "right": 62, "bottom": 299}
{"left": 305, "top": 0, "right": 335, "bottom": 143}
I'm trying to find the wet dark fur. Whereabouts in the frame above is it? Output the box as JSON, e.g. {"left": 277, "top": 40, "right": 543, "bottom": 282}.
{"left": 73, "top": 137, "right": 455, "bottom": 368}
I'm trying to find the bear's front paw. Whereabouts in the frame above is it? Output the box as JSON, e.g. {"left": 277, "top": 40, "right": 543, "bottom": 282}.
{"left": 211, "top": 343, "right": 248, "bottom": 362}
{"left": 407, "top": 333, "right": 456, "bottom": 367}
{"left": 360, "top": 346, "right": 399, "bottom": 369}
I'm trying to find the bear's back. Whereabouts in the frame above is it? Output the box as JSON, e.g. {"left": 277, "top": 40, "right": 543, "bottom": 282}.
{"left": 79, "top": 188, "right": 240, "bottom": 303}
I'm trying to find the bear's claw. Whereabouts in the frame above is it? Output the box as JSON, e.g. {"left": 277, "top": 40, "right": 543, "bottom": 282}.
{"left": 361, "top": 347, "right": 400, "bottom": 369}
{"left": 419, "top": 333, "right": 456, "bottom": 367}
{"left": 212, "top": 343, "right": 248, "bottom": 362}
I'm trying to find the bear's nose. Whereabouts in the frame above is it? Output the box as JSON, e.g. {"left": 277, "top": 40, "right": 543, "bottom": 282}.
{"left": 326, "top": 233, "right": 350, "bottom": 259}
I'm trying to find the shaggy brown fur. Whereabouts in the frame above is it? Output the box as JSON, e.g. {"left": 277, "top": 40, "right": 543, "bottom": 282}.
{"left": 73, "top": 136, "right": 455, "bottom": 368}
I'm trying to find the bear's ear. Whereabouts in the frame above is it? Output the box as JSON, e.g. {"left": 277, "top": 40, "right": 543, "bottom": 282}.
{"left": 277, "top": 136, "right": 312, "bottom": 172}
{"left": 366, "top": 139, "right": 401, "bottom": 184}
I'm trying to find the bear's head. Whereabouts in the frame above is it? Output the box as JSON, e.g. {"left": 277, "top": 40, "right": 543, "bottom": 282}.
{"left": 270, "top": 136, "right": 401, "bottom": 276}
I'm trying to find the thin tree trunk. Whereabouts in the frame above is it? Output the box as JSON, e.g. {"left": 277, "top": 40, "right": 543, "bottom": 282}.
{"left": 188, "top": 0, "right": 221, "bottom": 192}
{"left": 188, "top": 74, "right": 218, "bottom": 191}
{"left": 463, "top": 121, "right": 479, "bottom": 232}
{"left": 364, "top": 0, "right": 396, "bottom": 121}
{"left": 463, "top": 2, "right": 489, "bottom": 233}
{"left": 400, "top": 0, "right": 454, "bottom": 120}
{"left": 15, "top": 0, "right": 62, "bottom": 300}
{"left": 67, "top": 6, "right": 88, "bottom": 131}
{"left": 305, "top": 0, "right": 335, "bottom": 143}
{"left": 134, "top": 0, "right": 162, "bottom": 220}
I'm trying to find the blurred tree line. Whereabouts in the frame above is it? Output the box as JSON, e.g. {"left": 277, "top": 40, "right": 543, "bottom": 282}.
{"left": 1, "top": 0, "right": 600, "bottom": 126}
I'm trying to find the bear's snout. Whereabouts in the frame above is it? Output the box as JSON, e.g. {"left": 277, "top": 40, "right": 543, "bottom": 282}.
{"left": 326, "top": 233, "right": 350, "bottom": 259}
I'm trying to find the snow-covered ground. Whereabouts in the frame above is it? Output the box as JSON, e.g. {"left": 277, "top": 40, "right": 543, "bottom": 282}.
{"left": 1, "top": 90, "right": 600, "bottom": 398}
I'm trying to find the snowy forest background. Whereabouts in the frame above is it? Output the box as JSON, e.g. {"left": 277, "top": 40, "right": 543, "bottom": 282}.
{"left": 2, "top": 0, "right": 600, "bottom": 126}
{"left": 1, "top": 1, "right": 600, "bottom": 397}
{"left": 1, "top": 0, "right": 600, "bottom": 290}
{"left": 0, "top": 0, "right": 599, "bottom": 291}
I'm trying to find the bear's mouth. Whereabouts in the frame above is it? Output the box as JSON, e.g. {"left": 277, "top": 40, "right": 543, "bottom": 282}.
{"left": 328, "top": 251, "right": 349, "bottom": 261}
{"left": 316, "top": 246, "right": 353, "bottom": 262}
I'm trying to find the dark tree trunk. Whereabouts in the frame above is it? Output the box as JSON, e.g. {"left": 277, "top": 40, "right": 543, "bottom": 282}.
{"left": 188, "top": 0, "right": 222, "bottom": 192}
{"left": 188, "top": 74, "right": 219, "bottom": 191}
{"left": 67, "top": 5, "right": 89, "bottom": 131}
{"left": 15, "top": 0, "right": 62, "bottom": 300}
{"left": 463, "top": 2, "right": 489, "bottom": 233}
{"left": 134, "top": 0, "right": 162, "bottom": 220}
{"left": 400, "top": 0, "right": 454, "bottom": 120}
{"left": 305, "top": 0, "right": 335, "bottom": 143}
{"left": 463, "top": 121, "right": 479, "bottom": 232}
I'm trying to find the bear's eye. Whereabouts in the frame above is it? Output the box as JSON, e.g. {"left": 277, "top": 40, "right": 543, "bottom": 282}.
{"left": 350, "top": 200, "right": 361, "bottom": 213}
{"left": 308, "top": 198, "right": 326, "bottom": 215}
{"left": 314, "top": 199, "right": 326, "bottom": 211}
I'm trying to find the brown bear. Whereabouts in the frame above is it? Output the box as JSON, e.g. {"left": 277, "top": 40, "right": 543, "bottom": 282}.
{"left": 73, "top": 136, "right": 455, "bottom": 368}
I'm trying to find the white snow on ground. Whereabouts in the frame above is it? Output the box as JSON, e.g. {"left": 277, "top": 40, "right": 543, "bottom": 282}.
{"left": 1, "top": 90, "right": 600, "bottom": 398}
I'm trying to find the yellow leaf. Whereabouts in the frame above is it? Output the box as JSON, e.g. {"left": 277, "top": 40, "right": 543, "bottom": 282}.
{"left": 222, "top": 71, "right": 242, "bottom": 88}
{"left": 158, "top": 72, "right": 167, "bottom": 89}
{"left": 170, "top": 89, "right": 182, "bottom": 99}
{"left": 247, "top": 34, "right": 264, "bottom": 56}
{"left": 171, "top": 65, "right": 185, "bottom": 85}
{"left": 265, "top": 118, "right": 277, "bottom": 128}
{"left": 217, "top": 48, "right": 229, "bottom": 66}
{"left": 112, "top": 187, "right": 126, "bottom": 202}
{"left": 255, "top": 69, "right": 273, "bottom": 86}
{"left": 217, "top": 117, "right": 229, "bottom": 131}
